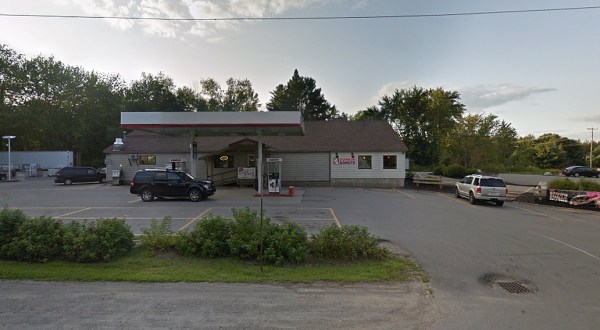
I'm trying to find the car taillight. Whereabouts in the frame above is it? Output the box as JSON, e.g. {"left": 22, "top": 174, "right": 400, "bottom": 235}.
{"left": 130, "top": 182, "right": 135, "bottom": 187}
{"left": 476, "top": 186, "right": 481, "bottom": 193}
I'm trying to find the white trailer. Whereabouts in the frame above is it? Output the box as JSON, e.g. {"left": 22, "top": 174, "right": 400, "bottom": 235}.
{"left": 0, "top": 151, "right": 74, "bottom": 177}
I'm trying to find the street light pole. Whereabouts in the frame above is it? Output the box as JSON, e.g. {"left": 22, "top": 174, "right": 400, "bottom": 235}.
{"left": 588, "top": 128, "right": 597, "bottom": 168}
{"left": 3, "top": 135, "right": 16, "bottom": 181}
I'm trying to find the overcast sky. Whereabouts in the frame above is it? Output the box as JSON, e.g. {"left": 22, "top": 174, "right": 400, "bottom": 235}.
{"left": 1, "top": 0, "right": 599, "bottom": 141}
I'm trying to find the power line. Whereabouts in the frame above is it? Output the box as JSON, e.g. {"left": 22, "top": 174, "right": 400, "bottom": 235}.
{"left": 0, "top": 6, "right": 599, "bottom": 22}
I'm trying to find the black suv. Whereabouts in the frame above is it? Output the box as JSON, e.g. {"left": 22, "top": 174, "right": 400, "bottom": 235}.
{"left": 54, "top": 167, "right": 106, "bottom": 185}
{"left": 130, "top": 169, "right": 216, "bottom": 202}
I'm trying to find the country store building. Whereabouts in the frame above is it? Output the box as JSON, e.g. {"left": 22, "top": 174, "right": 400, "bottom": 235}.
{"left": 103, "top": 112, "right": 408, "bottom": 188}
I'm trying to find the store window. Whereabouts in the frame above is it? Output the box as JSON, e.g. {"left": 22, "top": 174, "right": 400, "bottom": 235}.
{"left": 383, "top": 155, "right": 397, "bottom": 169}
{"left": 214, "top": 155, "right": 234, "bottom": 168}
{"left": 358, "top": 155, "right": 372, "bottom": 169}
{"left": 139, "top": 155, "right": 156, "bottom": 165}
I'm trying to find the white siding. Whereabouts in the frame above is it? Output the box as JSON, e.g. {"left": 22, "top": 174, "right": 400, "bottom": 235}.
{"left": 331, "top": 152, "right": 406, "bottom": 179}
{"left": 270, "top": 152, "right": 330, "bottom": 182}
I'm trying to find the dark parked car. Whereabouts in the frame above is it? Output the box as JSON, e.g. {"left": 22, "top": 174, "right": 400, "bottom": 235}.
{"left": 562, "top": 166, "right": 600, "bottom": 178}
{"left": 130, "top": 169, "right": 216, "bottom": 202}
{"left": 54, "top": 167, "right": 106, "bottom": 185}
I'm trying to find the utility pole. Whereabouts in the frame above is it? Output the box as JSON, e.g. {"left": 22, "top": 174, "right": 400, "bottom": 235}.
{"left": 588, "top": 127, "right": 598, "bottom": 168}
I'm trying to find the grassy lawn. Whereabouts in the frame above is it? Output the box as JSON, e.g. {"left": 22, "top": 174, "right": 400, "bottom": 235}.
{"left": 0, "top": 248, "right": 426, "bottom": 283}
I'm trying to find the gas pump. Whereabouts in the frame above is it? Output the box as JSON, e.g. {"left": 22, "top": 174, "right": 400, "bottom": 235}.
{"left": 267, "top": 158, "right": 282, "bottom": 193}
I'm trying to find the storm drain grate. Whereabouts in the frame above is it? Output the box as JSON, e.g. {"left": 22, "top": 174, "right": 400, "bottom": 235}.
{"left": 497, "top": 281, "right": 531, "bottom": 294}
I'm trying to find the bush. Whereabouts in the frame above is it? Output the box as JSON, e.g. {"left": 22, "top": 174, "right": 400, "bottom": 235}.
{"left": 0, "top": 208, "right": 28, "bottom": 259}
{"left": 63, "top": 218, "right": 134, "bottom": 262}
{"left": 227, "top": 208, "right": 265, "bottom": 260}
{"left": 140, "top": 216, "right": 180, "bottom": 252}
{"left": 7, "top": 216, "right": 63, "bottom": 262}
{"left": 310, "top": 224, "right": 388, "bottom": 261}
{"left": 444, "top": 164, "right": 465, "bottom": 178}
{"left": 432, "top": 165, "right": 445, "bottom": 176}
{"left": 578, "top": 179, "right": 600, "bottom": 192}
{"left": 178, "top": 215, "right": 231, "bottom": 258}
{"left": 264, "top": 223, "right": 309, "bottom": 265}
{"left": 549, "top": 178, "right": 600, "bottom": 192}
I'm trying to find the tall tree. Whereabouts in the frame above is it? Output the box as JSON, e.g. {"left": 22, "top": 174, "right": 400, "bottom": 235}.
{"left": 223, "top": 78, "right": 260, "bottom": 112}
{"left": 124, "top": 72, "right": 180, "bottom": 112}
{"left": 267, "top": 69, "right": 339, "bottom": 120}
{"left": 442, "top": 113, "right": 517, "bottom": 170}
{"left": 197, "top": 77, "right": 260, "bottom": 112}
{"left": 365, "top": 86, "right": 465, "bottom": 165}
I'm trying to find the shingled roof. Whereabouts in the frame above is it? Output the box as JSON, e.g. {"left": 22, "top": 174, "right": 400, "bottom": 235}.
{"left": 104, "top": 120, "right": 407, "bottom": 154}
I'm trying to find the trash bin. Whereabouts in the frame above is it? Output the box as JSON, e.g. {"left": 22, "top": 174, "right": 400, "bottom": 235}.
{"left": 288, "top": 186, "right": 295, "bottom": 196}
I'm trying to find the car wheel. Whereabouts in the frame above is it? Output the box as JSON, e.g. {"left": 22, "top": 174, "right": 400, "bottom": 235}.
{"left": 496, "top": 201, "right": 504, "bottom": 207}
{"left": 188, "top": 188, "right": 202, "bottom": 202}
{"left": 574, "top": 173, "right": 580, "bottom": 177}
{"left": 100, "top": 177, "right": 106, "bottom": 183}
{"left": 64, "top": 178, "right": 73, "bottom": 185}
{"left": 469, "top": 192, "right": 477, "bottom": 204}
{"left": 141, "top": 189, "right": 154, "bottom": 202}
{"left": 455, "top": 188, "right": 461, "bottom": 198}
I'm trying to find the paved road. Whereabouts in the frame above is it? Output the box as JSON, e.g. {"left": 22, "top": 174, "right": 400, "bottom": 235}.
{"left": 1, "top": 177, "right": 600, "bottom": 329}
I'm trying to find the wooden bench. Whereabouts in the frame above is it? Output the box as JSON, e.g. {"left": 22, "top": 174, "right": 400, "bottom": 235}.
{"left": 413, "top": 175, "right": 443, "bottom": 189}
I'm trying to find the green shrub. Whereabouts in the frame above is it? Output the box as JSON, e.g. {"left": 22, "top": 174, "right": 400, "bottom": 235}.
{"left": 0, "top": 208, "right": 28, "bottom": 259}
{"left": 578, "top": 179, "right": 600, "bottom": 192}
{"left": 178, "top": 215, "right": 231, "bottom": 258}
{"left": 227, "top": 208, "right": 265, "bottom": 260}
{"left": 432, "top": 165, "right": 445, "bottom": 176}
{"left": 548, "top": 178, "right": 580, "bottom": 190}
{"left": 63, "top": 218, "right": 134, "bottom": 262}
{"left": 140, "top": 216, "right": 180, "bottom": 252}
{"left": 7, "top": 216, "right": 63, "bottom": 262}
{"left": 444, "top": 164, "right": 466, "bottom": 178}
{"left": 310, "top": 224, "right": 388, "bottom": 261}
{"left": 264, "top": 223, "right": 309, "bottom": 265}
{"left": 465, "top": 168, "right": 478, "bottom": 176}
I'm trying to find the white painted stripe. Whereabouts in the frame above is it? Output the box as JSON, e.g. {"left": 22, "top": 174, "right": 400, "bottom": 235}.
{"left": 530, "top": 231, "right": 600, "bottom": 261}
{"left": 55, "top": 207, "right": 91, "bottom": 218}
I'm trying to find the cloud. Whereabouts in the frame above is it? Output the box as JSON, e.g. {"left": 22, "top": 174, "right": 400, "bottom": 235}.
{"left": 62, "top": 0, "right": 370, "bottom": 40}
{"left": 373, "top": 81, "right": 418, "bottom": 102}
{"left": 459, "top": 84, "right": 556, "bottom": 111}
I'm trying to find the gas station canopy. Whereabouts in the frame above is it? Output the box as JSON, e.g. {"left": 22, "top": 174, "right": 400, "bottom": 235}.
{"left": 121, "top": 111, "right": 304, "bottom": 137}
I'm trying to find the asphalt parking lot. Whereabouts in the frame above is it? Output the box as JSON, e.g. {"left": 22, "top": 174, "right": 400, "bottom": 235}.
{"left": 0, "top": 177, "right": 340, "bottom": 235}
{"left": 2, "top": 176, "right": 600, "bottom": 329}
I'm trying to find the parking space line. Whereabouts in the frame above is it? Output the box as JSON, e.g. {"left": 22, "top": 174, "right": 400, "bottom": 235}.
{"left": 437, "top": 193, "right": 477, "bottom": 208}
{"left": 178, "top": 208, "right": 213, "bottom": 232}
{"left": 55, "top": 207, "right": 91, "bottom": 218}
{"left": 530, "top": 231, "right": 600, "bottom": 261}
{"left": 393, "top": 188, "right": 416, "bottom": 199}
{"left": 507, "top": 204, "right": 565, "bottom": 222}
{"left": 59, "top": 217, "right": 192, "bottom": 220}
{"left": 329, "top": 208, "right": 342, "bottom": 227}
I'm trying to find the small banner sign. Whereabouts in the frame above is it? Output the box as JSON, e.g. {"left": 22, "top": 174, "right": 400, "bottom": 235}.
{"left": 548, "top": 189, "right": 600, "bottom": 208}
{"left": 238, "top": 167, "right": 256, "bottom": 180}
{"left": 333, "top": 157, "right": 356, "bottom": 165}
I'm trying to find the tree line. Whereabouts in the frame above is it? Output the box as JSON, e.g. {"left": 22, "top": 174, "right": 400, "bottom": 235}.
{"left": 1, "top": 44, "right": 598, "bottom": 170}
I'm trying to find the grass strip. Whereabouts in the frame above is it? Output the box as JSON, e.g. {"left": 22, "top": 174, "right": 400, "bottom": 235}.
{"left": 0, "top": 249, "right": 424, "bottom": 283}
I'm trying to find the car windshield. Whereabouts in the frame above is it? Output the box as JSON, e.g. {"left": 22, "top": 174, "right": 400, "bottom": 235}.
{"left": 480, "top": 178, "right": 506, "bottom": 187}
{"left": 182, "top": 173, "right": 196, "bottom": 180}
